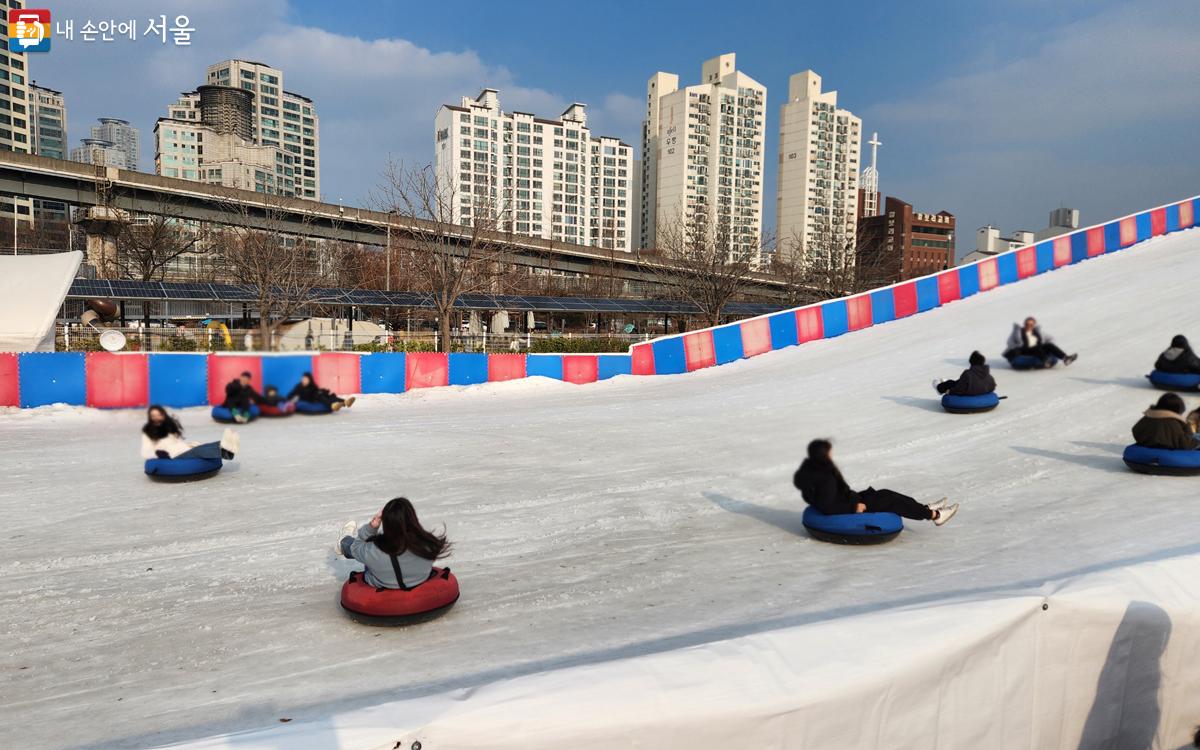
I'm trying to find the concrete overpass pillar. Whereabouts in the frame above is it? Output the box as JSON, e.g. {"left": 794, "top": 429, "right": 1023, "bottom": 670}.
{"left": 75, "top": 206, "right": 127, "bottom": 279}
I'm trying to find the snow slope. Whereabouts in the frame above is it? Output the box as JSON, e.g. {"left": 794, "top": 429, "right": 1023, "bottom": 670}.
{"left": 3, "top": 229, "right": 1200, "bottom": 749}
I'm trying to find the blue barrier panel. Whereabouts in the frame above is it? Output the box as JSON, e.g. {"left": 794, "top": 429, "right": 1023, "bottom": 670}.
{"left": 712, "top": 325, "right": 744, "bottom": 365}
{"left": 958, "top": 265, "right": 980, "bottom": 298}
{"left": 1135, "top": 212, "right": 1152, "bottom": 242}
{"left": 915, "top": 277, "right": 940, "bottom": 312}
{"left": 359, "top": 353, "right": 406, "bottom": 393}
{"left": 821, "top": 300, "right": 849, "bottom": 338}
{"left": 148, "top": 354, "right": 207, "bottom": 407}
{"left": 598, "top": 355, "right": 632, "bottom": 380}
{"left": 527, "top": 354, "right": 564, "bottom": 379}
{"left": 448, "top": 353, "right": 489, "bottom": 386}
{"left": 1035, "top": 241, "right": 1055, "bottom": 273}
{"left": 19, "top": 352, "right": 86, "bottom": 407}
{"left": 261, "top": 355, "right": 312, "bottom": 395}
{"left": 649, "top": 338, "right": 687, "bottom": 374}
{"left": 1070, "top": 231, "right": 1088, "bottom": 263}
{"left": 869, "top": 289, "right": 895, "bottom": 324}
{"left": 1104, "top": 222, "right": 1121, "bottom": 252}
{"left": 1166, "top": 205, "right": 1181, "bottom": 233}
{"left": 767, "top": 312, "right": 798, "bottom": 350}
{"left": 996, "top": 253, "right": 1019, "bottom": 285}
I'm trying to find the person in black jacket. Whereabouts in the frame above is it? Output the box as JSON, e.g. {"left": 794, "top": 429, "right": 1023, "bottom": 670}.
{"left": 222, "top": 371, "right": 261, "bottom": 423}
{"left": 1131, "top": 392, "right": 1200, "bottom": 450}
{"left": 287, "top": 372, "right": 355, "bottom": 410}
{"left": 1154, "top": 335, "right": 1200, "bottom": 375}
{"left": 793, "top": 439, "right": 959, "bottom": 525}
{"left": 933, "top": 351, "right": 997, "bottom": 395}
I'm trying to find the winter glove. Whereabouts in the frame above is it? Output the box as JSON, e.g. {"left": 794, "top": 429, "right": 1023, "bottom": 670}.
{"left": 155, "top": 450, "right": 171, "bottom": 459}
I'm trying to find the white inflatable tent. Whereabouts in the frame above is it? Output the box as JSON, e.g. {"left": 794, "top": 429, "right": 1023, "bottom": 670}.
{"left": 0, "top": 251, "right": 82, "bottom": 352}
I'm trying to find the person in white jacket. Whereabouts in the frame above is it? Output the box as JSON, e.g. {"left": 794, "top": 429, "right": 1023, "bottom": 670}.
{"left": 141, "top": 405, "right": 239, "bottom": 462}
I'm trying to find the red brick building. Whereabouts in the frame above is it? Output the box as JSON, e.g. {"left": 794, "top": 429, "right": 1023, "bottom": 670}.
{"left": 857, "top": 196, "right": 955, "bottom": 284}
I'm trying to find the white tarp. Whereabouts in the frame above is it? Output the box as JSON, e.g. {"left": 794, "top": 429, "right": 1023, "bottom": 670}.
{"left": 160, "top": 552, "right": 1200, "bottom": 750}
{"left": 0, "top": 251, "right": 81, "bottom": 352}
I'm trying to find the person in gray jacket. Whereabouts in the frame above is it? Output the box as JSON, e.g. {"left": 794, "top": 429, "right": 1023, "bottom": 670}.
{"left": 1003, "top": 317, "right": 1077, "bottom": 368}
{"left": 334, "top": 497, "right": 451, "bottom": 590}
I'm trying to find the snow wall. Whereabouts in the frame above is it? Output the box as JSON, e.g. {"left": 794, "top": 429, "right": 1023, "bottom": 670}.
{"left": 1, "top": 197, "right": 1196, "bottom": 409}
{"left": 162, "top": 550, "right": 1200, "bottom": 750}
{"left": 0, "top": 251, "right": 81, "bottom": 354}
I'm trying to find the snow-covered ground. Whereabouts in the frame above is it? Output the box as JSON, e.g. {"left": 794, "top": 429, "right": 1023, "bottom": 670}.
{"left": 3, "top": 229, "right": 1200, "bottom": 750}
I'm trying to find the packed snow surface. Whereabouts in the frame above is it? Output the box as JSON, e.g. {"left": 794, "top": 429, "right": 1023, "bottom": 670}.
{"left": 3, "top": 229, "right": 1200, "bottom": 749}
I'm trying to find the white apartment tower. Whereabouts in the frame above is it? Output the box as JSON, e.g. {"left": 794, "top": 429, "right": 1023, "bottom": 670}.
{"left": 155, "top": 59, "right": 319, "bottom": 199}
{"left": 0, "top": 3, "right": 33, "bottom": 223}
{"left": 776, "top": 71, "right": 862, "bottom": 268}
{"left": 640, "top": 53, "right": 767, "bottom": 262}
{"left": 434, "top": 89, "right": 635, "bottom": 251}
{"left": 90, "top": 118, "right": 139, "bottom": 170}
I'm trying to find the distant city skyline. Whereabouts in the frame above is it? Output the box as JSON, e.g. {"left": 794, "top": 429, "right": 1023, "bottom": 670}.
{"left": 23, "top": 0, "right": 1200, "bottom": 259}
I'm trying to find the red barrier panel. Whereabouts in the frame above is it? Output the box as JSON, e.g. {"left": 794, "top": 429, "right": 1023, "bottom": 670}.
{"left": 1053, "top": 237, "right": 1071, "bottom": 267}
{"left": 0, "top": 353, "right": 17, "bottom": 407}
{"left": 86, "top": 353, "right": 148, "bottom": 408}
{"left": 207, "top": 355, "right": 262, "bottom": 405}
{"left": 683, "top": 331, "right": 716, "bottom": 371}
{"left": 740, "top": 317, "right": 772, "bottom": 357}
{"left": 1119, "top": 217, "right": 1137, "bottom": 246}
{"left": 406, "top": 352, "right": 449, "bottom": 390}
{"left": 1181, "top": 201, "right": 1195, "bottom": 229}
{"left": 314, "top": 352, "right": 361, "bottom": 395}
{"left": 978, "top": 258, "right": 999, "bottom": 291}
{"left": 846, "top": 295, "right": 872, "bottom": 331}
{"left": 487, "top": 353, "right": 526, "bottom": 382}
{"left": 631, "top": 343, "right": 655, "bottom": 375}
{"left": 893, "top": 283, "right": 918, "bottom": 319}
{"left": 796, "top": 307, "right": 824, "bottom": 343}
{"left": 563, "top": 355, "right": 599, "bottom": 384}
{"left": 1016, "top": 247, "right": 1037, "bottom": 279}
{"left": 1151, "top": 208, "right": 1167, "bottom": 236}
{"left": 937, "top": 270, "right": 961, "bottom": 303}
{"left": 1087, "top": 227, "right": 1105, "bottom": 256}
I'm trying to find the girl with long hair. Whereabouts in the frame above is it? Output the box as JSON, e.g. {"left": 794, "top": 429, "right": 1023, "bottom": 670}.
{"left": 334, "top": 497, "right": 451, "bottom": 590}
{"left": 140, "top": 405, "right": 240, "bottom": 461}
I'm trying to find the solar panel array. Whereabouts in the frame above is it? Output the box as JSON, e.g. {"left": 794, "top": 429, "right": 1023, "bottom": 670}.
{"left": 67, "top": 280, "right": 783, "bottom": 317}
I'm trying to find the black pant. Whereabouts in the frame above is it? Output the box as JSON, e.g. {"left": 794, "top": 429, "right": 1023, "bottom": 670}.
{"left": 310, "top": 389, "right": 343, "bottom": 407}
{"left": 1006, "top": 343, "right": 1067, "bottom": 362}
{"left": 860, "top": 487, "right": 932, "bottom": 520}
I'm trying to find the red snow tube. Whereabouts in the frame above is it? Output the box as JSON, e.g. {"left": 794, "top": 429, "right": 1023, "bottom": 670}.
{"left": 259, "top": 402, "right": 296, "bottom": 417}
{"left": 339, "top": 568, "right": 459, "bottom": 626}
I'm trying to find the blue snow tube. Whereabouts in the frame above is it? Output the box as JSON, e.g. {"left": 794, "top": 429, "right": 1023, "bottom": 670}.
{"left": 294, "top": 400, "right": 333, "bottom": 414}
{"left": 1009, "top": 354, "right": 1057, "bottom": 370}
{"left": 1122, "top": 444, "right": 1200, "bottom": 476}
{"left": 1147, "top": 370, "right": 1200, "bottom": 391}
{"left": 941, "top": 392, "right": 1000, "bottom": 414}
{"left": 802, "top": 506, "right": 903, "bottom": 545}
{"left": 144, "top": 456, "right": 223, "bottom": 481}
{"left": 211, "top": 404, "right": 260, "bottom": 423}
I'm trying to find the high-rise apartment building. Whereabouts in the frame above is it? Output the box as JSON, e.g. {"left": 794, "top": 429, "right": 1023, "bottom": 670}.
{"left": 776, "top": 71, "right": 861, "bottom": 268}
{"left": 29, "top": 83, "right": 66, "bottom": 159}
{"left": 88, "top": 118, "right": 139, "bottom": 170}
{"left": 434, "top": 89, "right": 635, "bottom": 251}
{"left": 155, "top": 59, "right": 319, "bottom": 199}
{"left": 71, "top": 138, "right": 130, "bottom": 167}
{"left": 640, "top": 53, "right": 766, "bottom": 262}
{"left": 1, "top": 1, "right": 34, "bottom": 223}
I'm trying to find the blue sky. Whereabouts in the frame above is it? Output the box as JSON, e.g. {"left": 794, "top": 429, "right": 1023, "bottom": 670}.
{"left": 32, "top": 0, "right": 1200, "bottom": 257}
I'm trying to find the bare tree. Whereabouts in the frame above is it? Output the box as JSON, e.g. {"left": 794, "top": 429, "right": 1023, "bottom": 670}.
{"left": 646, "top": 213, "right": 763, "bottom": 328}
{"left": 212, "top": 193, "right": 358, "bottom": 350}
{"left": 772, "top": 220, "right": 891, "bottom": 307}
{"left": 110, "top": 208, "right": 206, "bottom": 282}
{"left": 372, "top": 159, "right": 511, "bottom": 352}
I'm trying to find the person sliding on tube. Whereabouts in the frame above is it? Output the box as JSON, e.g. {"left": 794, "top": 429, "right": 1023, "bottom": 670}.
{"left": 1132, "top": 393, "right": 1200, "bottom": 451}
{"left": 222, "top": 371, "right": 261, "bottom": 423}
{"left": 1003, "top": 317, "right": 1077, "bottom": 368}
{"left": 141, "top": 405, "right": 239, "bottom": 461}
{"left": 288, "top": 372, "right": 355, "bottom": 411}
{"left": 1155, "top": 335, "right": 1200, "bottom": 375}
{"left": 933, "top": 350, "right": 996, "bottom": 395}
{"left": 793, "top": 439, "right": 958, "bottom": 525}
{"left": 334, "top": 497, "right": 451, "bottom": 589}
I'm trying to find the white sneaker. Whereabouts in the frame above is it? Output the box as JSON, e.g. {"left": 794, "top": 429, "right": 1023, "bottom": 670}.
{"left": 927, "top": 496, "right": 948, "bottom": 511}
{"left": 219, "top": 428, "right": 240, "bottom": 458}
{"left": 334, "top": 520, "right": 357, "bottom": 556}
{"left": 933, "top": 503, "right": 959, "bottom": 526}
